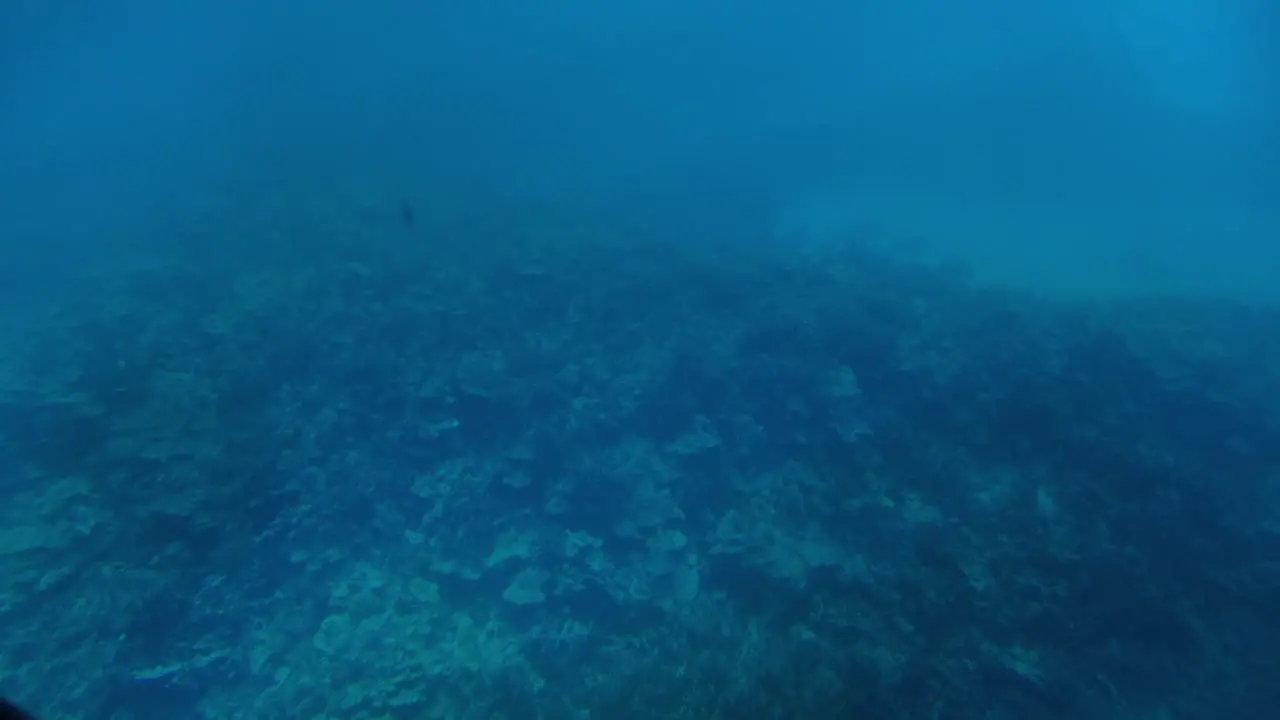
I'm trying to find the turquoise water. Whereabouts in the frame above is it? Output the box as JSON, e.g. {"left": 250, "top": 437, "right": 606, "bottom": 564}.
{"left": 2, "top": 2, "right": 1277, "bottom": 718}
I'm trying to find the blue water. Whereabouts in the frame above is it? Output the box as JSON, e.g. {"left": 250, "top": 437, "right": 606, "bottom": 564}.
{"left": 2, "top": 2, "right": 1278, "bottom": 718}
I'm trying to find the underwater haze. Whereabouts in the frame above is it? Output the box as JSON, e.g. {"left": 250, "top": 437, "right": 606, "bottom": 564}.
{"left": 2, "top": 1, "right": 1279, "bottom": 719}
{"left": 3, "top": 0, "right": 1278, "bottom": 300}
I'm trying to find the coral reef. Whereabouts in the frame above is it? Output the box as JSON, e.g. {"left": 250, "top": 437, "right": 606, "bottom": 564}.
{"left": 1, "top": 190, "right": 1277, "bottom": 719}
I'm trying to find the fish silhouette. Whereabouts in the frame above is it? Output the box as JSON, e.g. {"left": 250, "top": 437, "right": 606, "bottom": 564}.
{"left": 400, "top": 199, "right": 415, "bottom": 229}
